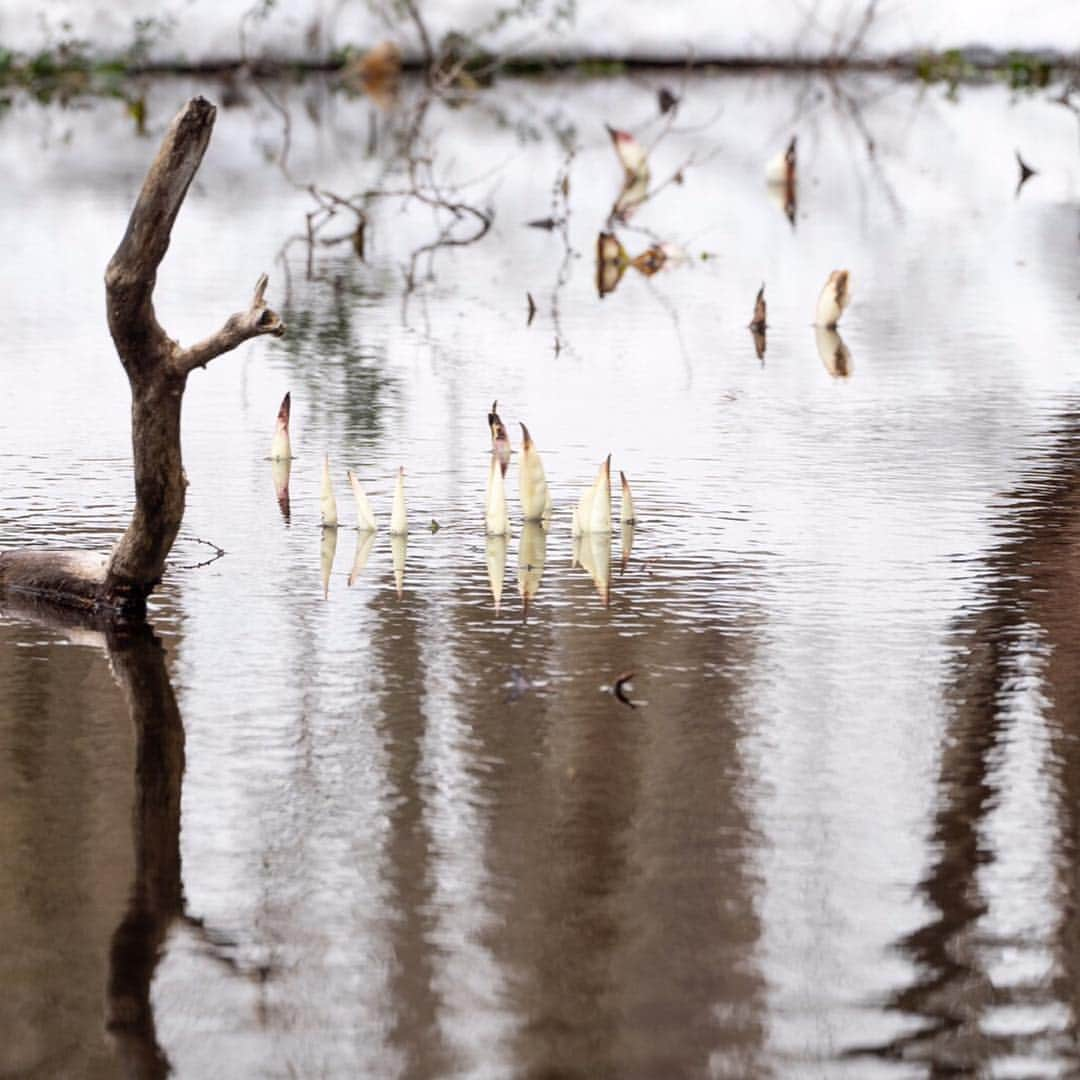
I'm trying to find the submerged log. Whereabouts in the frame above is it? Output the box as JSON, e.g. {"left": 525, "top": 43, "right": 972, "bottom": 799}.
{"left": 0, "top": 97, "right": 284, "bottom": 618}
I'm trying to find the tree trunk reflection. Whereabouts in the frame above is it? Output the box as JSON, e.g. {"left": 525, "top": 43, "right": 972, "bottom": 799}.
{"left": 862, "top": 407, "right": 1080, "bottom": 1074}
{"left": 104, "top": 622, "right": 185, "bottom": 1080}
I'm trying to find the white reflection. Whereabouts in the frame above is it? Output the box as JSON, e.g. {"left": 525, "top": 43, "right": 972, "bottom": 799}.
{"left": 486, "top": 534, "right": 507, "bottom": 613}
{"left": 391, "top": 533, "right": 407, "bottom": 598}
{"left": 320, "top": 525, "right": 338, "bottom": 599}
{"left": 320, "top": 453, "right": 339, "bottom": 528}
{"left": 348, "top": 530, "right": 377, "bottom": 587}
{"left": 575, "top": 530, "right": 612, "bottom": 606}
{"left": 416, "top": 614, "right": 516, "bottom": 1077}
{"left": 620, "top": 521, "right": 635, "bottom": 573}
{"left": 517, "top": 522, "right": 547, "bottom": 620}
{"left": 271, "top": 456, "right": 291, "bottom": 523}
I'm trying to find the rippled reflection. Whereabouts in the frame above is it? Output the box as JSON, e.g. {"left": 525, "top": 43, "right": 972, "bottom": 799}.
{"left": 620, "top": 520, "right": 635, "bottom": 573}
{"left": 4, "top": 67, "right": 1080, "bottom": 1079}
{"left": 856, "top": 406, "right": 1080, "bottom": 1075}
{"left": 815, "top": 324, "right": 852, "bottom": 378}
{"left": 348, "top": 528, "right": 377, "bottom": 586}
{"left": 482, "top": 533, "right": 506, "bottom": 613}
{"left": 320, "top": 524, "right": 338, "bottom": 599}
{"left": 517, "top": 522, "right": 547, "bottom": 619}
{"left": 0, "top": 602, "right": 184, "bottom": 1079}
{"left": 391, "top": 533, "right": 407, "bottom": 599}
{"left": 574, "top": 529, "right": 612, "bottom": 607}
{"left": 270, "top": 457, "right": 291, "bottom": 523}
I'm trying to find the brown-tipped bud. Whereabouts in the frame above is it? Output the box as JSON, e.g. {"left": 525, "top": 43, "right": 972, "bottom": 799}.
{"left": 815, "top": 269, "right": 851, "bottom": 329}
{"left": 750, "top": 284, "right": 767, "bottom": 332}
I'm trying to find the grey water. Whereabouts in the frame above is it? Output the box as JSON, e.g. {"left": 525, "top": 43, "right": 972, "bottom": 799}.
{"left": 2, "top": 71, "right": 1080, "bottom": 1077}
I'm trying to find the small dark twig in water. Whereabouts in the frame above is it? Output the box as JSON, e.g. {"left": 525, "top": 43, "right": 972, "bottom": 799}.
{"left": 526, "top": 292, "right": 537, "bottom": 326}
{"left": 749, "top": 282, "right": 767, "bottom": 332}
{"left": 175, "top": 535, "right": 227, "bottom": 571}
{"left": 613, "top": 670, "right": 637, "bottom": 709}
{"left": 658, "top": 86, "right": 680, "bottom": 115}
{"left": 749, "top": 282, "right": 768, "bottom": 363}
{"left": 1015, "top": 148, "right": 1038, "bottom": 197}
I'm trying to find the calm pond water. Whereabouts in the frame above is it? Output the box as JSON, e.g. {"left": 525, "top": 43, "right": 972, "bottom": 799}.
{"left": 2, "top": 71, "right": 1080, "bottom": 1078}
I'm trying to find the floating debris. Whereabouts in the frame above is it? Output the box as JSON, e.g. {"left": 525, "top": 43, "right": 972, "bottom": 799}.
{"left": 613, "top": 172, "right": 650, "bottom": 222}
{"left": 526, "top": 217, "right": 562, "bottom": 231}
{"left": 596, "top": 231, "right": 629, "bottom": 298}
{"left": 320, "top": 454, "right": 338, "bottom": 528}
{"left": 606, "top": 124, "right": 649, "bottom": 185}
{"left": 630, "top": 245, "right": 669, "bottom": 276}
{"left": 429, "top": 519, "right": 441, "bottom": 533}
{"left": 606, "top": 124, "right": 651, "bottom": 222}
{"left": 597, "top": 232, "right": 683, "bottom": 296}
{"left": 815, "top": 269, "right": 851, "bottom": 330}
{"left": 526, "top": 291, "right": 537, "bottom": 326}
{"left": 658, "top": 86, "right": 679, "bottom": 115}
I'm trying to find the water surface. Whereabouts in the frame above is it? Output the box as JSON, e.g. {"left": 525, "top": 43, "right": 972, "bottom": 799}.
{"left": 2, "top": 72, "right": 1080, "bottom": 1077}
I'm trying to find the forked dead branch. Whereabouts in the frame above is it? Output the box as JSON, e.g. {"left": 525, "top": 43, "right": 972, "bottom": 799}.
{"left": 0, "top": 96, "right": 285, "bottom": 618}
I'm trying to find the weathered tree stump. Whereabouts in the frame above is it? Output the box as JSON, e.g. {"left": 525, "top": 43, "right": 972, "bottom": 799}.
{"left": 0, "top": 97, "right": 284, "bottom": 618}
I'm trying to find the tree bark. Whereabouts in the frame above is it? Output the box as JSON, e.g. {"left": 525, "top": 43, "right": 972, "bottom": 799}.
{"left": 0, "top": 96, "right": 284, "bottom": 618}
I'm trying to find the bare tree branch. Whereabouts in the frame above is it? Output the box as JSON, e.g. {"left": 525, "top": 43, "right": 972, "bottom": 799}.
{"left": 104, "top": 96, "right": 216, "bottom": 377}
{"left": 2, "top": 95, "right": 285, "bottom": 616}
{"left": 174, "top": 274, "right": 286, "bottom": 375}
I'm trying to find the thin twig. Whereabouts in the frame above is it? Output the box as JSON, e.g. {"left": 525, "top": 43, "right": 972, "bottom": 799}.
{"left": 174, "top": 536, "right": 227, "bottom": 571}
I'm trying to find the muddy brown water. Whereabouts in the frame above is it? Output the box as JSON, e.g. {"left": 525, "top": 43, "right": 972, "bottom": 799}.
{"left": 2, "top": 72, "right": 1080, "bottom": 1077}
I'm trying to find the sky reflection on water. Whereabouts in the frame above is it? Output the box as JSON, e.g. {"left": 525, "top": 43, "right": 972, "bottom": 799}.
{"left": 2, "top": 71, "right": 1080, "bottom": 1077}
